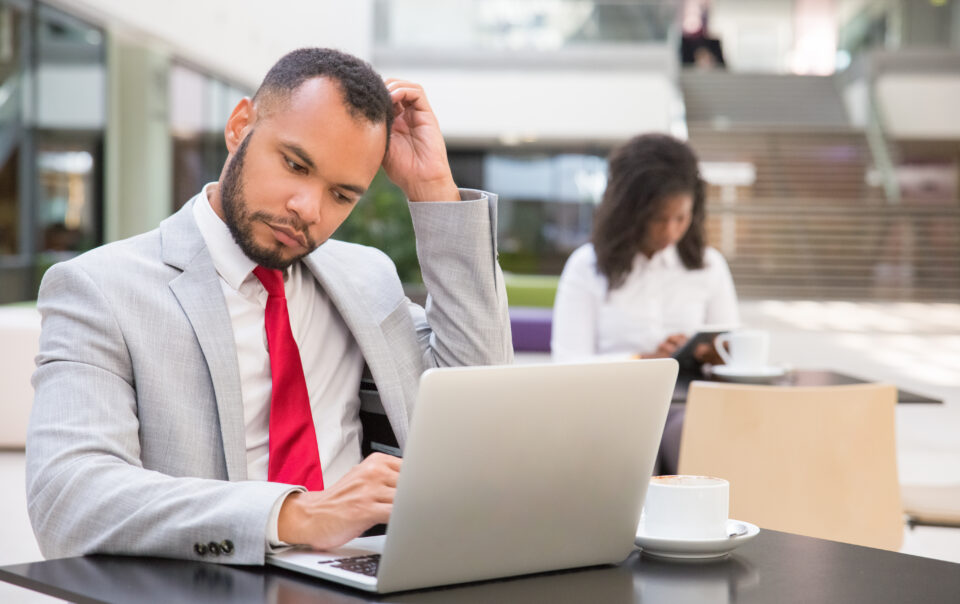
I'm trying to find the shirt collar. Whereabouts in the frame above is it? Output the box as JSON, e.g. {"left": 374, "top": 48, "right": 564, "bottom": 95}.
{"left": 192, "top": 183, "right": 259, "bottom": 292}
{"left": 658, "top": 244, "right": 682, "bottom": 268}
{"left": 634, "top": 244, "right": 681, "bottom": 271}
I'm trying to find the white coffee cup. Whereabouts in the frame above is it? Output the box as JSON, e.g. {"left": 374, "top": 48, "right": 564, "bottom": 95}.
{"left": 642, "top": 475, "right": 729, "bottom": 540}
{"left": 714, "top": 330, "right": 770, "bottom": 369}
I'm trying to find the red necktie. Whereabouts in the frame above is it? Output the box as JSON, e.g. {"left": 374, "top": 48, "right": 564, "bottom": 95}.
{"left": 253, "top": 266, "right": 324, "bottom": 491}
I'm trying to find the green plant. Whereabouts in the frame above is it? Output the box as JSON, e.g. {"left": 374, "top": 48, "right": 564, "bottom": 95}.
{"left": 334, "top": 170, "right": 421, "bottom": 284}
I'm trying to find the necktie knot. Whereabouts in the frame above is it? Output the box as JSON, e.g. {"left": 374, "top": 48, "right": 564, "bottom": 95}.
{"left": 253, "top": 266, "right": 285, "bottom": 298}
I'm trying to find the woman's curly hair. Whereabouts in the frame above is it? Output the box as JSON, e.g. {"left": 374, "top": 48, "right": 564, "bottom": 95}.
{"left": 591, "top": 133, "right": 706, "bottom": 290}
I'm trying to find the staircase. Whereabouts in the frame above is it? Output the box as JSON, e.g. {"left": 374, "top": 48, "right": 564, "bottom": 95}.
{"left": 682, "top": 71, "right": 960, "bottom": 301}
{"left": 681, "top": 72, "right": 849, "bottom": 128}
{"left": 689, "top": 127, "right": 885, "bottom": 203}
{"left": 703, "top": 201, "right": 960, "bottom": 301}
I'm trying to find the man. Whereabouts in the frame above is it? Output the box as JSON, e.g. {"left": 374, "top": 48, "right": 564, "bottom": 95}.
{"left": 26, "top": 48, "right": 512, "bottom": 565}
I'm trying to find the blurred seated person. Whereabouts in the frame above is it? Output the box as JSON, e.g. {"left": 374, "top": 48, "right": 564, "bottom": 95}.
{"left": 680, "top": 36, "right": 726, "bottom": 69}
{"left": 680, "top": 1, "right": 726, "bottom": 69}
{"left": 551, "top": 133, "right": 739, "bottom": 367}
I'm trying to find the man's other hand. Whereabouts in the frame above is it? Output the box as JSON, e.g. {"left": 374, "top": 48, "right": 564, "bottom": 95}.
{"left": 277, "top": 452, "right": 402, "bottom": 551}
{"left": 382, "top": 79, "right": 460, "bottom": 203}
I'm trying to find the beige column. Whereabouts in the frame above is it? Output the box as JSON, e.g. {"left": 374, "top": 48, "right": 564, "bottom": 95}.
{"left": 104, "top": 34, "right": 171, "bottom": 242}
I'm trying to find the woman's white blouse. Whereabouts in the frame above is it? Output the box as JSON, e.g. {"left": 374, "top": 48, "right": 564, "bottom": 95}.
{"left": 551, "top": 243, "right": 740, "bottom": 361}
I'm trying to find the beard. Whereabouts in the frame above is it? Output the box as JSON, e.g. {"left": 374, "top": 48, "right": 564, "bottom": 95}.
{"left": 219, "top": 131, "right": 317, "bottom": 270}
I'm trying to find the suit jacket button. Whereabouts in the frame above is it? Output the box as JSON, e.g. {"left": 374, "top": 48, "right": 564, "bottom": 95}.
{"left": 220, "top": 540, "right": 235, "bottom": 555}
{"left": 208, "top": 541, "right": 221, "bottom": 556}
{"left": 194, "top": 542, "right": 207, "bottom": 556}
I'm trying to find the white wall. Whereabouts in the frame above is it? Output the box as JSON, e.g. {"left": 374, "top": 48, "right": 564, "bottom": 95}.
{"left": 876, "top": 73, "right": 960, "bottom": 139}
{"left": 47, "top": 0, "right": 375, "bottom": 88}
{"left": 39, "top": 1, "right": 377, "bottom": 242}
{"left": 792, "top": 0, "right": 838, "bottom": 75}
{"left": 710, "top": 0, "right": 795, "bottom": 73}
{"left": 47, "top": 0, "right": 679, "bottom": 145}
{"left": 384, "top": 68, "right": 678, "bottom": 145}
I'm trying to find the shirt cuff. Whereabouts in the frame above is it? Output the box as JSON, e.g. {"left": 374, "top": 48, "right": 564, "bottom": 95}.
{"left": 456, "top": 188, "right": 485, "bottom": 202}
{"left": 407, "top": 187, "right": 485, "bottom": 203}
{"left": 265, "top": 487, "right": 306, "bottom": 552}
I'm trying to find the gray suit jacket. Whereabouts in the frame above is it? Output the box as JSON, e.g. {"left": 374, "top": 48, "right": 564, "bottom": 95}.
{"left": 26, "top": 189, "right": 512, "bottom": 565}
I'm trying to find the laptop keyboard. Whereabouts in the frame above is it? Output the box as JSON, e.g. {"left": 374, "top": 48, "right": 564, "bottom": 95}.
{"left": 323, "top": 554, "right": 381, "bottom": 577}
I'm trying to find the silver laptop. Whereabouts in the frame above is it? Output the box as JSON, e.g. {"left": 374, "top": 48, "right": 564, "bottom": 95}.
{"left": 267, "top": 359, "right": 677, "bottom": 593}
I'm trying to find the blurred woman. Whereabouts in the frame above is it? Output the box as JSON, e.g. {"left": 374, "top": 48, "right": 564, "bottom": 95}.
{"left": 552, "top": 133, "right": 738, "bottom": 364}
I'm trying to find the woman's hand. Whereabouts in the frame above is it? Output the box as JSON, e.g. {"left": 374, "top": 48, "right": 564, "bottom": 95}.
{"left": 694, "top": 339, "right": 726, "bottom": 365}
{"left": 648, "top": 333, "right": 689, "bottom": 358}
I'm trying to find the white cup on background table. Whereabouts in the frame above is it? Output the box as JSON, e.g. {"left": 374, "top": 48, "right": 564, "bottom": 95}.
{"left": 714, "top": 330, "right": 770, "bottom": 369}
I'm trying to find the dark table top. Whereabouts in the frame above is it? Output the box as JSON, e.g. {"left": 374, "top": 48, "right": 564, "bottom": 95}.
{"left": 3, "top": 530, "right": 960, "bottom": 604}
{"left": 672, "top": 368, "right": 942, "bottom": 404}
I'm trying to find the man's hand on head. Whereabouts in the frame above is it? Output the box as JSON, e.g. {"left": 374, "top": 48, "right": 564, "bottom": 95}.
{"left": 277, "top": 453, "right": 402, "bottom": 551}
{"left": 381, "top": 79, "right": 460, "bottom": 203}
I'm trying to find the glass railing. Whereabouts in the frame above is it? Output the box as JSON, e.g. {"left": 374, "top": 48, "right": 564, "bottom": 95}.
{"left": 839, "top": 0, "right": 960, "bottom": 59}
{"left": 374, "top": 0, "right": 678, "bottom": 51}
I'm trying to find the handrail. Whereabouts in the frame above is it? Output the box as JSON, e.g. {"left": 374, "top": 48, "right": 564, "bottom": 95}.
{"left": 707, "top": 201, "right": 959, "bottom": 214}
{"left": 863, "top": 83, "right": 901, "bottom": 204}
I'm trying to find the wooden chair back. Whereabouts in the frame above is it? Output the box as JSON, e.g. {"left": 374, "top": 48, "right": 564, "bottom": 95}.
{"left": 679, "top": 382, "right": 903, "bottom": 550}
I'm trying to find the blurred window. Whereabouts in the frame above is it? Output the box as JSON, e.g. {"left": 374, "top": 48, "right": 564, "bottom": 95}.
{"left": 33, "top": 5, "right": 105, "bottom": 261}
{"left": 36, "top": 142, "right": 99, "bottom": 253}
{"left": 0, "top": 0, "right": 26, "bottom": 262}
{"left": 169, "top": 62, "right": 248, "bottom": 210}
{"left": 0, "top": 0, "right": 104, "bottom": 303}
{"left": 450, "top": 149, "right": 607, "bottom": 275}
{"left": 374, "top": 0, "right": 676, "bottom": 50}
{"left": 839, "top": 0, "right": 960, "bottom": 57}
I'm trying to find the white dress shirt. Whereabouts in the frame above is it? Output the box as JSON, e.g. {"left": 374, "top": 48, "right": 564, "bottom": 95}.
{"left": 193, "top": 184, "right": 365, "bottom": 545}
{"left": 551, "top": 243, "right": 740, "bottom": 361}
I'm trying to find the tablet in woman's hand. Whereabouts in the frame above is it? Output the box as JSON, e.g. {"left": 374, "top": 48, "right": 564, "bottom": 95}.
{"left": 670, "top": 328, "right": 731, "bottom": 369}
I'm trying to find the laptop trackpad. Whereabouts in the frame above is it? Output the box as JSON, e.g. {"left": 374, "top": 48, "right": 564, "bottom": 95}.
{"left": 276, "top": 534, "right": 385, "bottom": 564}
{"left": 267, "top": 535, "right": 385, "bottom": 589}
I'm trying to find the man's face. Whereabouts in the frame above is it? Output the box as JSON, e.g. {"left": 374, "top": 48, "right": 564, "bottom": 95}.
{"left": 219, "top": 77, "right": 387, "bottom": 270}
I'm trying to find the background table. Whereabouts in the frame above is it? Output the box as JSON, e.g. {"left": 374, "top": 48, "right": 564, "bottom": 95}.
{"left": 672, "top": 368, "right": 942, "bottom": 404}
{"left": 3, "top": 530, "right": 960, "bottom": 603}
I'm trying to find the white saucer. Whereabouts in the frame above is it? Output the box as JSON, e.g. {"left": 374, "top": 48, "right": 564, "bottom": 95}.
{"left": 635, "top": 519, "right": 760, "bottom": 559}
{"left": 711, "top": 364, "right": 786, "bottom": 382}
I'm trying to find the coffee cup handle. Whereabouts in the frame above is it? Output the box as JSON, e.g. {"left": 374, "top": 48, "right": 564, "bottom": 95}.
{"left": 713, "top": 333, "right": 733, "bottom": 365}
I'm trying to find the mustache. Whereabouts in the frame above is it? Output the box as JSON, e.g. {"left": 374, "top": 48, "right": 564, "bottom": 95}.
{"left": 250, "top": 211, "right": 315, "bottom": 248}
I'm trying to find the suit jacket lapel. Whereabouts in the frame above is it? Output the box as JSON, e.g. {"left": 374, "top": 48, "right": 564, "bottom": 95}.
{"left": 302, "top": 247, "right": 410, "bottom": 443}
{"left": 160, "top": 202, "right": 248, "bottom": 481}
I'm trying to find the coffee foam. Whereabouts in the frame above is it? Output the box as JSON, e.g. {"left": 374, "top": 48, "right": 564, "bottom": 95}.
{"left": 651, "top": 475, "right": 726, "bottom": 487}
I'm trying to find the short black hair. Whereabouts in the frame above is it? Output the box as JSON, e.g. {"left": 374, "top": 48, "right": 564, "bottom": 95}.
{"left": 592, "top": 133, "right": 706, "bottom": 290}
{"left": 253, "top": 48, "right": 393, "bottom": 150}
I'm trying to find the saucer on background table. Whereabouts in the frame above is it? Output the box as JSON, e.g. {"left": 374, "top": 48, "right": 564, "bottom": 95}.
{"left": 635, "top": 519, "right": 760, "bottom": 560}
{"left": 711, "top": 365, "right": 786, "bottom": 383}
